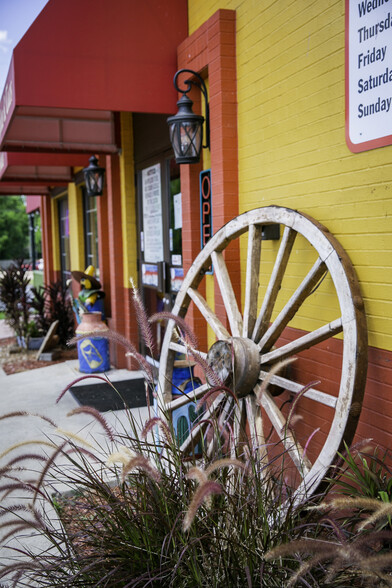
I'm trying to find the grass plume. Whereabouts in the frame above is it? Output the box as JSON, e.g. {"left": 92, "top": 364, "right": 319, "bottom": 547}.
{"left": 66, "top": 406, "right": 115, "bottom": 442}
{"left": 130, "top": 277, "right": 155, "bottom": 354}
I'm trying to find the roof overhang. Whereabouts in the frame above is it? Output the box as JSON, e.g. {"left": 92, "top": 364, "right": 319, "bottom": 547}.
{"left": 0, "top": 0, "right": 187, "bottom": 153}
{"left": 0, "top": 152, "right": 86, "bottom": 183}
{"left": 0, "top": 182, "right": 51, "bottom": 195}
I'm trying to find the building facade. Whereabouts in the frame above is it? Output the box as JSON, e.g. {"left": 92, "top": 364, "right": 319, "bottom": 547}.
{"left": 0, "top": 0, "right": 391, "bottom": 452}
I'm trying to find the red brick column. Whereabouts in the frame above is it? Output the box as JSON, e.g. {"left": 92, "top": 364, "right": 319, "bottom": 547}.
{"left": 96, "top": 177, "right": 111, "bottom": 317}
{"left": 177, "top": 9, "right": 239, "bottom": 338}
{"left": 105, "top": 153, "right": 128, "bottom": 368}
{"left": 40, "top": 195, "right": 58, "bottom": 285}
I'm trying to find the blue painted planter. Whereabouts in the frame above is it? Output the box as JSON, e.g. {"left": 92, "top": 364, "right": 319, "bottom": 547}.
{"left": 76, "top": 312, "right": 110, "bottom": 373}
{"left": 172, "top": 377, "right": 203, "bottom": 453}
{"left": 153, "top": 363, "right": 203, "bottom": 454}
{"left": 77, "top": 336, "right": 110, "bottom": 373}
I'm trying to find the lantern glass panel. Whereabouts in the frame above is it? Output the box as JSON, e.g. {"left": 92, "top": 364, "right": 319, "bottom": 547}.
{"left": 169, "top": 121, "right": 202, "bottom": 163}
{"left": 85, "top": 171, "right": 103, "bottom": 196}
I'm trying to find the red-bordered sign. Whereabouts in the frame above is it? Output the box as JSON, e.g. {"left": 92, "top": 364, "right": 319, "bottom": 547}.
{"left": 345, "top": 0, "right": 392, "bottom": 152}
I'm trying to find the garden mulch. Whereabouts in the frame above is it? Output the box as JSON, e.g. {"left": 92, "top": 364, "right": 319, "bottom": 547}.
{"left": 0, "top": 336, "right": 78, "bottom": 375}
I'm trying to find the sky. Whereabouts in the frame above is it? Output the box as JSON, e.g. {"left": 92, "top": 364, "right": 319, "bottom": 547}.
{"left": 0, "top": 0, "right": 49, "bottom": 94}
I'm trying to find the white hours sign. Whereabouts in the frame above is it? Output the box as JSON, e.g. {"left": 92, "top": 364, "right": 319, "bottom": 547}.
{"left": 346, "top": 0, "right": 392, "bottom": 152}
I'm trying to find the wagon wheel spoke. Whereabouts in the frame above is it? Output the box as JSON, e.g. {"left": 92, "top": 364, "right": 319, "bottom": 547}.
{"left": 259, "top": 318, "right": 343, "bottom": 364}
{"left": 244, "top": 394, "right": 269, "bottom": 466}
{"left": 258, "top": 369, "right": 337, "bottom": 408}
{"left": 243, "top": 224, "right": 263, "bottom": 338}
{"left": 187, "top": 287, "right": 231, "bottom": 340}
{"left": 207, "top": 397, "right": 235, "bottom": 458}
{"left": 169, "top": 341, "right": 207, "bottom": 360}
{"left": 211, "top": 250, "right": 243, "bottom": 337}
{"left": 166, "top": 382, "right": 209, "bottom": 411}
{"left": 231, "top": 398, "right": 246, "bottom": 458}
{"left": 257, "top": 385, "right": 312, "bottom": 477}
{"left": 257, "top": 257, "right": 328, "bottom": 351}
{"left": 252, "top": 226, "right": 297, "bottom": 342}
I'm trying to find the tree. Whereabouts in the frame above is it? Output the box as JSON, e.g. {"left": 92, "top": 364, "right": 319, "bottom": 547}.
{"left": 0, "top": 196, "right": 29, "bottom": 260}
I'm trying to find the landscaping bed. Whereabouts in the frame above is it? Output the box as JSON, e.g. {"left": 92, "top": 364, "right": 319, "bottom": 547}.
{"left": 0, "top": 335, "right": 77, "bottom": 375}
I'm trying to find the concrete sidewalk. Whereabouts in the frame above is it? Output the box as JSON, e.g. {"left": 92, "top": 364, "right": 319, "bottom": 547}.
{"left": 0, "top": 354, "right": 151, "bottom": 576}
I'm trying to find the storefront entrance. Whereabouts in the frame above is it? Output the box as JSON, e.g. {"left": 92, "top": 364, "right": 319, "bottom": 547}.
{"left": 134, "top": 114, "right": 183, "bottom": 360}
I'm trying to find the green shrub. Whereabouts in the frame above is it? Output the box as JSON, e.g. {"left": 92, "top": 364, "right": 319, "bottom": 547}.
{"left": 0, "top": 259, "right": 30, "bottom": 345}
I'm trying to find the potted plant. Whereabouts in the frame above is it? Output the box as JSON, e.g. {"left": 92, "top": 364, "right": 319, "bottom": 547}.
{"left": 26, "top": 319, "right": 46, "bottom": 349}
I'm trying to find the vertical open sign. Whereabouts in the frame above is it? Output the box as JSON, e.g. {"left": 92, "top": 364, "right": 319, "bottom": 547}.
{"left": 200, "top": 169, "right": 213, "bottom": 273}
{"left": 200, "top": 169, "right": 212, "bottom": 247}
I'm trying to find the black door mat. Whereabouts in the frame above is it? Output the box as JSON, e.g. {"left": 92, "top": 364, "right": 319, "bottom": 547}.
{"left": 70, "top": 379, "right": 152, "bottom": 412}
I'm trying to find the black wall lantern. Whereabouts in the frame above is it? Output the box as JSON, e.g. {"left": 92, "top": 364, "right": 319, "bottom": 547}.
{"left": 167, "top": 69, "right": 210, "bottom": 164}
{"left": 83, "top": 155, "right": 105, "bottom": 197}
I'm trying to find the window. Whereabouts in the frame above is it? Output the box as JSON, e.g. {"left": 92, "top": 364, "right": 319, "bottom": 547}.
{"left": 58, "top": 196, "right": 71, "bottom": 285}
{"left": 83, "top": 189, "right": 99, "bottom": 275}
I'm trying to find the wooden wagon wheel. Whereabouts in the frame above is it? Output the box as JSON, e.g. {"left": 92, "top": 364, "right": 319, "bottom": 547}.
{"left": 157, "top": 206, "right": 367, "bottom": 500}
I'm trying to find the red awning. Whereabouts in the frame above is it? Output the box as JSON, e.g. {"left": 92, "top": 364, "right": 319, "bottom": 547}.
{"left": 0, "top": 0, "right": 187, "bottom": 153}
{"left": 0, "top": 152, "right": 86, "bottom": 183}
{"left": 0, "top": 182, "right": 50, "bottom": 195}
{"left": 26, "top": 195, "right": 42, "bottom": 213}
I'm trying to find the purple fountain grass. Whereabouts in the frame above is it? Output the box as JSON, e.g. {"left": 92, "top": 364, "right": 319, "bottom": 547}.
{"left": 245, "top": 565, "right": 252, "bottom": 588}
{"left": 303, "top": 427, "right": 321, "bottom": 458}
{"left": 255, "top": 357, "right": 297, "bottom": 403}
{"left": 182, "top": 480, "right": 223, "bottom": 532}
{"left": 320, "top": 517, "right": 348, "bottom": 544}
{"left": 0, "top": 412, "right": 57, "bottom": 428}
{"left": 32, "top": 442, "right": 67, "bottom": 504}
{"left": 66, "top": 406, "right": 115, "bottom": 442}
{"left": 186, "top": 458, "right": 246, "bottom": 511}
{"left": 149, "top": 311, "right": 199, "bottom": 350}
{"left": 196, "top": 384, "right": 239, "bottom": 411}
{"left": 0, "top": 479, "right": 45, "bottom": 501}
{"left": 141, "top": 417, "right": 173, "bottom": 446}
{"left": 1, "top": 521, "right": 46, "bottom": 545}
{"left": 66, "top": 446, "right": 101, "bottom": 462}
{"left": 285, "top": 379, "right": 320, "bottom": 432}
{"left": 2, "top": 453, "right": 47, "bottom": 471}
{"left": 266, "top": 523, "right": 392, "bottom": 588}
{"left": 122, "top": 454, "right": 161, "bottom": 483}
{"left": 189, "top": 349, "right": 223, "bottom": 388}
{"left": 0, "top": 440, "right": 57, "bottom": 461}
{"left": 0, "top": 562, "right": 41, "bottom": 583}
{"left": 204, "top": 457, "right": 247, "bottom": 477}
{"left": 130, "top": 279, "right": 156, "bottom": 354}
{"left": 186, "top": 466, "right": 208, "bottom": 486}
{"left": 0, "top": 517, "right": 44, "bottom": 535}
{"left": 319, "top": 496, "right": 392, "bottom": 532}
{"left": 56, "top": 373, "right": 115, "bottom": 403}
{"left": 0, "top": 503, "right": 45, "bottom": 526}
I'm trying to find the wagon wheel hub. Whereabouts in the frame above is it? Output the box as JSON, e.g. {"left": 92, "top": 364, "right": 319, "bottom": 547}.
{"left": 206, "top": 338, "right": 260, "bottom": 398}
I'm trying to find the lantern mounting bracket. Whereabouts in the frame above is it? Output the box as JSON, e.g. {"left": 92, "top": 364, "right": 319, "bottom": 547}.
{"left": 167, "top": 69, "right": 210, "bottom": 164}
{"left": 173, "top": 69, "right": 210, "bottom": 150}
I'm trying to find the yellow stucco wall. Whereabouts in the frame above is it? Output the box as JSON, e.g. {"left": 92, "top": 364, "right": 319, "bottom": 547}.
{"left": 119, "top": 112, "right": 138, "bottom": 289}
{"left": 68, "top": 183, "right": 85, "bottom": 272}
{"left": 51, "top": 186, "right": 85, "bottom": 275}
{"left": 188, "top": 0, "right": 392, "bottom": 352}
{"left": 50, "top": 197, "right": 60, "bottom": 272}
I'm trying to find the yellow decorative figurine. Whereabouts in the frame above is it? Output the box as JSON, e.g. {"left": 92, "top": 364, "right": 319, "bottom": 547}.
{"left": 71, "top": 266, "right": 110, "bottom": 372}
{"left": 71, "top": 266, "right": 105, "bottom": 322}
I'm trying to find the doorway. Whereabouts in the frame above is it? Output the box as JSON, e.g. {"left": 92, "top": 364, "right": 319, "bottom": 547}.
{"left": 137, "top": 156, "right": 183, "bottom": 359}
